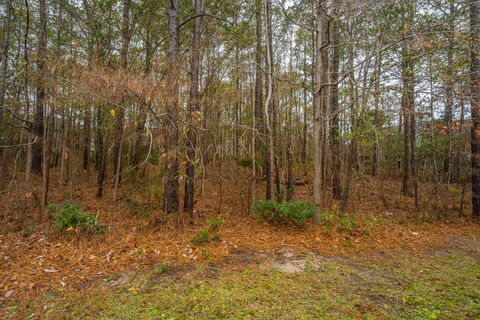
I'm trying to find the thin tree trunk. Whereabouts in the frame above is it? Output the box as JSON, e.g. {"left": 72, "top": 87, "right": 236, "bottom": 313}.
{"left": 24, "top": 0, "right": 32, "bottom": 185}
{"left": 330, "top": 13, "right": 341, "bottom": 200}
{"left": 444, "top": 1, "right": 455, "bottom": 183}
{"left": 372, "top": 35, "right": 383, "bottom": 177}
{"left": 401, "top": 5, "right": 416, "bottom": 198}
{"left": 264, "top": 0, "right": 275, "bottom": 201}
{"left": 471, "top": 0, "right": 480, "bottom": 221}
{"left": 32, "top": 0, "right": 47, "bottom": 175}
{"left": 0, "top": 0, "right": 13, "bottom": 190}
{"left": 320, "top": 11, "right": 330, "bottom": 194}
{"left": 342, "top": 38, "right": 358, "bottom": 212}
{"left": 313, "top": 1, "right": 324, "bottom": 213}
{"left": 132, "top": 30, "right": 152, "bottom": 170}
{"left": 0, "top": 0, "right": 12, "bottom": 129}
{"left": 96, "top": 108, "right": 106, "bottom": 197}
{"left": 163, "top": 0, "right": 180, "bottom": 215}
{"left": 83, "top": 108, "right": 91, "bottom": 170}
{"left": 184, "top": 0, "right": 203, "bottom": 217}
{"left": 113, "top": 0, "right": 131, "bottom": 191}
{"left": 234, "top": 46, "right": 241, "bottom": 159}
{"left": 42, "top": 104, "right": 54, "bottom": 208}
{"left": 254, "top": 0, "right": 264, "bottom": 178}
{"left": 301, "top": 39, "right": 308, "bottom": 177}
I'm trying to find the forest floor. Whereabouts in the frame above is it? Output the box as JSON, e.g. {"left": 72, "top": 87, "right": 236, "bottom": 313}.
{"left": 1, "top": 165, "right": 480, "bottom": 319}
{"left": 3, "top": 233, "right": 480, "bottom": 319}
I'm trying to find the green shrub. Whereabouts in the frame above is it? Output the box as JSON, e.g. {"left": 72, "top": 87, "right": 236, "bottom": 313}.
{"left": 337, "top": 213, "right": 357, "bottom": 234}
{"left": 317, "top": 208, "right": 365, "bottom": 237}
{"left": 192, "top": 229, "right": 210, "bottom": 245}
{"left": 191, "top": 229, "right": 221, "bottom": 245}
{"left": 207, "top": 217, "right": 224, "bottom": 230}
{"left": 47, "top": 203, "right": 107, "bottom": 234}
{"left": 251, "top": 200, "right": 316, "bottom": 225}
{"left": 210, "top": 233, "right": 221, "bottom": 242}
{"left": 236, "top": 157, "right": 253, "bottom": 168}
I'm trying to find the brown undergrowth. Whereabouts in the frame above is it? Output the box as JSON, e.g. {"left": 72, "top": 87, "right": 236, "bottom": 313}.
{"left": 1, "top": 164, "right": 479, "bottom": 312}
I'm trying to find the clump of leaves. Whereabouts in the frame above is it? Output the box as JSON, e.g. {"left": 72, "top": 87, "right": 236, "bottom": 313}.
{"left": 47, "top": 203, "right": 107, "bottom": 234}
{"left": 191, "top": 229, "right": 221, "bottom": 246}
{"left": 236, "top": 157, "right": 253, "bottom": 168}
{"left": 251, "top": 200, "right": 316, "bottom": 225}
{"left": 154, "top": 263, "right": 173, "bottom": 276}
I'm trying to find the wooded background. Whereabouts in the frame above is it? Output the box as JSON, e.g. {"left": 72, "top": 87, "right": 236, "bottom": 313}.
{"left": 0, "top": 0, "right": 479, "bottom": 223}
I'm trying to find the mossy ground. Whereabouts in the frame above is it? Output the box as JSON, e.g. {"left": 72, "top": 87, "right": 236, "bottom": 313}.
{"left": 8, "top": 239, "right": 480, "bottom": 320}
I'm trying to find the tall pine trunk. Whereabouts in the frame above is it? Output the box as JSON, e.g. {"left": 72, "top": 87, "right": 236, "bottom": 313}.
{"left": 113, "top": 0, "right": 131, "bottom": 195}
{"left": 32, "top": 0, "right": 47, "bottom": 175}
{"left": 163, "top": 0, "right": 180, "bottom": 215}
{"left": 471, "top": 0, "right": 480, "bottom": 221}
{"left": 0, "top": 0, "right": 12, "bottom": 128}
{"left": 184, "top": 0, "right": 203, "bottom": 216}
{"left": 444, "top": 1, "right": 455, "bottom": 182}
{"left": 264, "top": 0, "right": 275, "bottom": 201}
{"left": 401, "top": 4, "right": 416, "bottom": 199}
{"left": 313, "top": 1, "right": 327, "bottom": 214}
{"left": 330, "top": 13, "right": 341, "bottom": 200}
{"left": 0, "top": 0, "right": 13, "bottom": 190}
{"left": 254, "top": 0, "right": 263, "bottom": 178}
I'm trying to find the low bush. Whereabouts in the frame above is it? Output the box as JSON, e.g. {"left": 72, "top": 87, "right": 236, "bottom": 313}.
{"left": 251, "top": 200, "right": 316, "bottom": 225}
{"left": 207, "top": 216, "right": 224, "bottom": 230}
{"left": 337, "top": 213, "right": 358, "bottom": 234}
{"left": 236, "top": 157, "right": 253, "bottom": 168}
{"left": 47, "top": 203, "right": 107, "bottom": 234}
{"left": 318, "top": 208, "right": 372, "bottom": 237}
{"left": 191, "top": 229, "right": 221, "bottom": 245}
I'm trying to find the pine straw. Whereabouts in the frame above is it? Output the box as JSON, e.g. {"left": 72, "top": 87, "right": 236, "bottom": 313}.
{"left": 1, "top": 166, "right": 479, "bottom": 307}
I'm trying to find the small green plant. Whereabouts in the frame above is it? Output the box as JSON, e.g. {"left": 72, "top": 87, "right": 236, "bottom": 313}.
{"left": 243, "top": 269, "right": 253, "bottom": 276}
{"left": 22, "top": 224, "right": 37, "bottom": 237}
{"left": 201, "top": 248, "right": 210, "bottom": 260}
{"left": 191, "top": 230, "right": 210, "bottom": 245}
{"left": 275, "top": 187, "right": 286, "bottom": 202}
{"left": 191, "top": 229, "right": 221, "bottom": 245}
{"left": 154, "top": 263, "right": 173, "bottom": 275}
{"left": 207, "top": 217, "right": 224, "bottom": 230}
{"left": 251, "top": 200, "right": 316, "bottom": 225}
{"left": 47, "top": 203, "right": 107, "bottom": 234}
{"left": 337, "top": 213, "right": 357, "bottom": 234}
{"left": 210, "top": 233, "right": 221, "bottom": 242}
{"left": 132, "top": 247, "right": 146, "bottom": 257}
{"left": 318, "top": 209, "right": 365, "bottom": 237}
